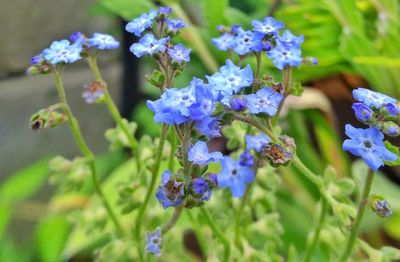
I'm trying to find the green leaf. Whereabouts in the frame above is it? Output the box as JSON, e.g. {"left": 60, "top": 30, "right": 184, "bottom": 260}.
{"left": 289, "top": 82, "right": 304, "bottom": 96}
{"left": 98, "top": 0, "right": 155, "bottom": 20}
{"left": 384, "top": 141, "right": 400, "bottom": 166}
{"left": 202, "top": 0, "right": 228, "bottom": 31}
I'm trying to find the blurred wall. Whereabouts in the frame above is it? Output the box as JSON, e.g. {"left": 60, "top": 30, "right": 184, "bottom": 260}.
{"left": 0, "top": 0, "right": 122, "bottom": 177}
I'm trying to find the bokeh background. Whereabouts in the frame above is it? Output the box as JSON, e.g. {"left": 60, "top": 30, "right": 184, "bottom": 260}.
{"left": 1, "top": 0, "right": 400, "bottom": 261}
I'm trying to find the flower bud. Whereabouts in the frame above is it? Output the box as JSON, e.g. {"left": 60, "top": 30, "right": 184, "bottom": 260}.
{"left": 30, "top": 107, "right": 66, "bottom": 132}
{"left": 352, "top": 103, "right": 373, "bottom": 122}
{"left": 381, "top": 102, "right": 399, "bottom": 118}
{"left": 230, "top": 97, "right": 247, "bottom": 111}
{"left": 382, "top": 121, "right": 400, "bottom": 137}
{"left": 26, "top": 65, "right": 51, "bottom": 76}
{"left": 370, "top": 195, "right": 392, "bottom": 217}
{"left": 262, "top": 143, "right": 293, "bottom": 166}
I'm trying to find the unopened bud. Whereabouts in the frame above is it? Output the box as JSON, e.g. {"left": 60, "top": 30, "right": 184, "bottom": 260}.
{"left": 30, "top": 107, "right": 66, "bottom": 132}
{"left": 382, "top": 121, "right": 400, "bottom": 137}
{"left": 263, "top": 143, "right": 293, "bottom": 166}
{"left": 370, "top": 195, "right": 392, "bottom": 218}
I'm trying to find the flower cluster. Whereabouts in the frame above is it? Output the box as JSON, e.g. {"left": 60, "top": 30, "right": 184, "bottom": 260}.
{"left": 212, "top": 17, "right": 304, "bottom": 70}
{"left": 343, "top": 88, "right": 398, "bottom": 171}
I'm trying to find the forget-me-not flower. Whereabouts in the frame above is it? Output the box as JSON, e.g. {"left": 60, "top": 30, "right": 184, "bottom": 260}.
{"left": 165, "top": 18, "right": 187, "bottom": 32}
{"left": 233, "top": 28, "right": 264, "bottom": 55}
{"left": 87, "top": 33, "right": 119, "bottom": 49}
{"left": 245, "top": 133, "right": 271, "bottom": 152}
{"left": 146, "top": 227, "right": 162, "bottom": 256}
{"left": 188, "top": 141, "right": 223, "bottom": 165}
{"left": 352, "top": 103, "right": 373, "bottom": 121}
{"left": 41, "top": 40, "right": 82, "bottom": 64}
{"left": 212, "top": 33, "right": 236, "bottom": 51}
{"left": 125, "top": 10, "right": 157, "bottom": 36}
{"left": 168, "top": 44, "right": 191, "bottom": 62}
{"left": 353, "top": 87, "right": 397, "bottom": 109}
{"left": 267, "top": 42, "right": 302, "bottom": 70}
{"left": 156, "top": 171, "right": 185, "bottom": 208}
{"left": 246, "top": 87, "right": 283, "bottom": 115}
{"left": 252, "top": 17, "right": 284, "bottom": 35}
{"left": 130, "top": 34, "right": 170, "bottom": 57}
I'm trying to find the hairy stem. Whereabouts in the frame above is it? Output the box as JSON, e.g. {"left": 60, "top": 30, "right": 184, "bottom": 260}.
{"left": 304, "top": 199, "right": 328, "bottom": 262}
{"left": 162, "top": 205, "right": 184, "bottom": 234}
{"left": 199, "top": 207, "right": 230, "bottom": 262}
{"left": 53, "top": 71, "right": 124, "bottom": 236}
{"left": 340, "top": 168, "right": 375, "bottom": 262}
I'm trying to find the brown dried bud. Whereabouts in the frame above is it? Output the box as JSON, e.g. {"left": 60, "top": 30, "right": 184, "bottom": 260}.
{"left": 279, "top": 135, "right": 296, "bottom": 151}
{"left": 263, "top": 144, "right": 293, "bottom": 165}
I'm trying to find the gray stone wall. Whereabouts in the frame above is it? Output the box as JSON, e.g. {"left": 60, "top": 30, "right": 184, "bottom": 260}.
{"left": 0, "top": 0, "right": 123, "bottom": 177}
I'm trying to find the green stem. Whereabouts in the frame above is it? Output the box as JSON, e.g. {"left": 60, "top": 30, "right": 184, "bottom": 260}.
{"left": 272, "top": 67, "right": 292, "bottom": 126}
{"left": 199, "top": 207, "right": 230, "bottom": 262}
{"left": 304, "top": 199, "right": 328, "bottom": 262}
{"left": 161, "top": 205, "right": 184, "bottom": 234}
{"left": 134, "top": 124, "right": 168, "bottom": 260}
{"left": 53, "top": 71, "right": 124, "bottom": 236}
{"left": 86, "top": 56, "right": 141, "bottom": 170}
{"left": 340, "top": 168, "right": 375, "bottom": 262}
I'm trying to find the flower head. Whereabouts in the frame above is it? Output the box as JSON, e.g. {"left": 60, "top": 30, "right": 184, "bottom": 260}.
{"left": 156, "top": 171, "right": 185, "bottom": 208}
{"left": 188, "top": 141, "right": 223, "bottom": 165}
{"left": 87, "top": 33, "right": 119, "bottom": 50}
{"left": 267, "top": 42, "right": 302, "bottom": 70}
{"left": 212, "top": 33, "right": 236, "bottom": 51}
{"left": 130, "top": 34, "right": 170, "bottom": 57}
{"left": 353, "top": 88, "right": 397, "bottom": 109}
{"left": 352, "top": 103, "right": 373, "bottom": 122}
{"left": 188, "top": 80, "right": 216, "bottom": 120}
{"left": 217, "top": 156, "right": 255, "bottom": 197}
{"left": 246, "top": 87, "right": 283, "bottom": 115}
{"left": 245, "top": 133, "right": 271, "bottom": 152}
{"left": 82, "top": 81, "right": 105, "bottom": 104}
{"left": 342, "top": 124, "right": 397, "bottom": 171}
{"left": 165, "top": 18, "right": 187, "bottom": 32}
{"left": 277, "top": 30, "right": 304, "bottom": 47}
{"left": 232, "top": 28, "right": 264, "bottom": 55}
{"left": 251, "top": 17, "right": 284, "bottom": 35}
{"left": 146, "top": 227, "right": 162, "bottom": 256}
{"left": 193, "top": 177, "right": 209, "bottom": 195}
{"left": 125, "top": 10, "right": 157, "bottom": 36}
{"left": 41, "top": 40, "right": 82, "bottom": 64}
{"left": 168, "top": 44, "right": 191, "bottom": 62}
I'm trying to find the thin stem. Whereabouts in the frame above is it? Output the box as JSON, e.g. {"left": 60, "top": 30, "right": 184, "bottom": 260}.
{"left": 340, "top": 168, "right": 375, "bottom": 262}
{"left": 53, "top": 71, "right": 124, "bottom": 236}
{"left": 252, "top": 52, "right": 262, "bottom": 93}
{"left": 134, "top": 124, "right": 168, "bottom": 260}
{"left": 199, "top": 207, "right": 230, "bottom": 262}
{"left": 86, "top": 56, "right": 141, "bottom": 170}
{"left": 304, "top": 198, "right": 328, "bottom": 262}
{"left": 168, "top": 127, "right": 178, "bottom": 171}
{"left": 272, "top": 67, "right": 292, "bottom": 126}
{"left": 161, "top": 205, "right": 184, "bottom": 234}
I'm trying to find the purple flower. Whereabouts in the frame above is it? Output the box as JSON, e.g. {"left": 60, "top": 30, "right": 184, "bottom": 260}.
{"left": 267, "top": 42, "right": 302, "bottom": 70}
{"left": 383, "top": 103, "right": 399, "bottom": 116}
{"left": 168, "top": 44, "right": 191, "bottom": 62}
{"left": 147, "top": 85, "right": 195, "bottom": 125}
{"left": 41, "top": 40, "right": 82, "bottom": 64}
{"left": 217, "top": 156, "right": 255, "bottom": 197}
{"left": 82, "top": 81, "right": 105, "bottom": 104}
{"left": 352, "top": 103, "right": 373, "bottom": 121}
{"left": 31, "top": 55, "right": 42, "bottom": 65}
{"left": 246, "top": 87, "right": 283, "bottom": 115}
{"left": 188, "top": 141, "right": 223, "bottom": 165}
{"left": 230, "top": 97, "right": 247, "bottom": 111}
{"left": 207, "top": 59, "right": 253, "bottom": 104}
{"left": 352, "top": 88, "right": 397, "bottom": 109}
{"left": 252, "top": 17, "right": 284, "bottom": 35}
{"left": 233, "top": 28, "right": 264, "bottom": 55}
{"left": 342, "top": 124, "right": 397, "bottom": 171}
{"left": 165, "top": 18, "right": 187, "bottom": 32}
{"left": 374, "top": 199, "right": 392, "bottom": 217}
{"left": 193, "top": 177, "right": 209, "bottom": 195}
{"left": 87, "top": 33, "right": 119, "bottom": 50}
{"left": 212, "top": 33, "right": 236, "bottom": 51}
{"left": 159, "top": 6, "right": 172, "bottom": 14}
{"left": 156, "top": 171, "right": 185, "bottom": 209}
{"left": 146, "top": 227, "right": 162, "bottom": 256}
{"left": 125, "top": 10, "right": 157, "bottom": 36}
{"left": 239, "top": 151, "right": 254, "bottom": 167}
{"left": 130, "top": 34, "right": 170, "bottom": 57}
{"left": 245, "top": 133, "right": 271, "bottom": 152}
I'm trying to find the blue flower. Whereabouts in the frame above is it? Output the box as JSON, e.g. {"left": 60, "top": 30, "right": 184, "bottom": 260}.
{"left": 167, "top": 44, "right": 191, "bottom": 62}
{"left": 382, "top": 122, "right": 400, "bottom": 137}
{"left": 189, "top": 80, "right": 216, "bottom": 120}
{"left": 383, "top": 103, "right": 399, "bottom": 116}
{"left": 352, "top": 103, "right": 373, "bottom": 121}
{"left": 252, "top": 17, "right": 284, "bottom": 35}
{"left": 147, "top": 85, "right": 195, "bottom": 125}
{"left": 245, "top": 133, "right": 271, "bottom": 152}
{"left": 156, "top": 171, "right": 185, "bottom": 209}
{"left": 195, "top": 116, "right": 221, "bottom": 138}
{"left": 212, "top": 33, "right": 236, "bottom": 51}
{"left": 217, "top": 156, "right": 255, "bottom": 197}
{"left": 146, "top": 227, "right": 162, "bottom": 256}
{"left": 207, "top": 59, "right": 253, "bottom": 104}
{"left": 342, "top": 124, "right": 397, "bottom": 171}
{"left": 193, "top": 177, "right": 209, "bottom": 195}
{"left": 165, "top": 18, "right": 187, "bottom": 32}
{"left": 159, "top": 6, "right": 172, "bottom": 14}
{"left": 82, "top": 81, "right": 105, "bottom": 104}
{"left": 277, "top": 30, "right": 304, "bottom": 47}
{"left": 267, "top": 42, "right": 302, "bottom": 70}
{"left": 188, "top": 141, "right": 223, "bottom": 165}
{"left": 239, "top": 151, "right": 254, "bottom": 167}
{"left": 41, "top": 40, "right": 82, "bottom": 64}
{"left": 130, "top": 34, "right": 170, "bottom": 57}
{"left": 233, "top": 28, "right": 264, "bottom": 55}
{"left": 125, "top": 10, "right": 157, "bottom": 36}
{"left": 353, "top": 88, "right": 397, "bottom": 109}
{"left": 246, "top": 87, "right": 283, "bottom": 115}
{"left": 87, "top": 33, "right": 120, "bottom": 50}
{"left": 31, "top": 55, "right": 42, "bottom": 65}
{"left": 70, "top": 32, "right": 86, "bottom": 43}
{"left": 230, "top": 97, "right": 247, "bottom": 111}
